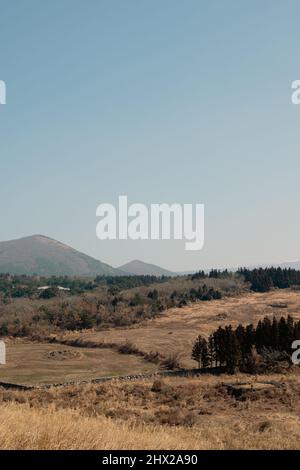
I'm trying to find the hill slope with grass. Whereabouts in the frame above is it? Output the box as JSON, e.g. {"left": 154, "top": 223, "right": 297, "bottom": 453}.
{"left": 0, "top": 235, "right": 122, "bottom": 277}
{"left": 119, "top": 259, "right": 175, "bottom": 277}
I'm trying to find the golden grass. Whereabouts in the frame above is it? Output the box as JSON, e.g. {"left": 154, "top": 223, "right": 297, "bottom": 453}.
{"left": 3, "top": 290, "right": 300, "bottom": 380}
{"left": 1, "top": 372, "right": 300, "bottom": 449}
{"left": 2, "top": 290, "right": 300, "bottom": 449}
{"left": 71, "top": 289, "right": 300, "bottom": 368}
{"left": 1, "top": 402, "right": 300, "bottom": 450}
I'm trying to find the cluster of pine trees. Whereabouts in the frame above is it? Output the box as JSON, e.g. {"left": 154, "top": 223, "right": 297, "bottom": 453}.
{"left": 171, "top": 285, "right": 222, "bottom": 308}
{"left": 191, "top": 269, "right": 233, "bottom": 280}
{"left": 191, "top": 267, "right": 300, "bottom": 293}
{"left": 238, "top": 267, "right": 300, "bottom": 292}
{"left": 192, "top": 315, "right": 299, "bottom": 373}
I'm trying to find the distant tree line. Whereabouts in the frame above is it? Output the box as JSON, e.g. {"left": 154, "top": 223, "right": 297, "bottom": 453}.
{"left": 0, "top": 273, "right": 171, "bottom": 299}
{"left": 95, "top": 275, "right": 171, "bottom": 292}
{"left": 191, "top": 269, "right": 234, "bottom": 281}
{"left": 192, "top": 315, "right": 299, "bottom": 373}
{"left": 0, "top": 274, "right": 97, "bottom": 298}
{"left": 192, "top": 267, "right": 300, "bottom": 293}
{"left": 238, "top": 267, "right": 300, "bottom": 292}
{"left": 2, "top": 267, "right": 299, "bottom": 299}
{"left": 170, "top": 285, "right": 222, "bottom": 308}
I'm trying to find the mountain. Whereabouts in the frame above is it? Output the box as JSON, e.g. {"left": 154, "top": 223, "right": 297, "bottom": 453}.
{"left": 0, "top": 235, "right": 123, "bottom": 277}
{"left": 118, "top": 259, "right": 175, "bottom": 277}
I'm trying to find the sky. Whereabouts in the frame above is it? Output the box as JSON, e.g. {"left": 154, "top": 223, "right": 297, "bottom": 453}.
{"left": 0, "top": 0, "right": 300, "bottom": 272}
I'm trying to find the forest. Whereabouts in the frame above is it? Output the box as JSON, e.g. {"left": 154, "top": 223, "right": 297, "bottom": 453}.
{"left": 192, "top": 315, "right": 299, "bottom": 373}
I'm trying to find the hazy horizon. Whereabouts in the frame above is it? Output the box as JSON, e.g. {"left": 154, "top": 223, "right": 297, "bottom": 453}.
{"left": 0, "top": 232, "right": 297, "bottom": 273}
{"left": 1, "top": 1, "right": 300, "bottom": 271}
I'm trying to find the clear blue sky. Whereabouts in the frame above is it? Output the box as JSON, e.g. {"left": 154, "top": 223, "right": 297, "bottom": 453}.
{"left": 0, "top": 0, "right": 299, "bottom": 271}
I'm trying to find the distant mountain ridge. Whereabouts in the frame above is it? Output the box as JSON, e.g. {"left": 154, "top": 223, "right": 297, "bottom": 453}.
{"left": 118, "top": 259, "right": 175, "bottom": 277}
{"left": 2, "top": 234, "right": 296, "bottom": 279}
{"left": 0, "top": 235, "right": 123, "bottom": 277}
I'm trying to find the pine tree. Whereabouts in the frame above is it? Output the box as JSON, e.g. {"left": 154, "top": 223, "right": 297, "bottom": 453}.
{"left": 245, "top": 323, "right": 255, "bottom": 354}
{"left": 271, "top": 317, "right": 279, "bottom": 350}
{"left": 208, "top": 334, "right": 215, "bottom": 367}
{"left": 278, "top": 317, "right": 288, "bottom": 351}
{"left": 213, "top": 327, "right": 226, "bottom": 366}
{"left": 201, "top": 338, "right": 209, "bottom": 368}
{"left": 191, "top": 335, "right": 205, "bottom": 368}
{"left": 235, "top": 324, "right": 246, "bottom": 361}
{"left": 223, "top": 325, "right": 241, "bottom": 373}
{"left": 262, "top": 317, "right": 272, "bottom": 349}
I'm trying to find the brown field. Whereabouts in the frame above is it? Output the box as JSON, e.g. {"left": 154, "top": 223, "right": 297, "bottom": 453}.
{"left": 1, "top": 289, "right": 300, "bottom": 449}
{"left": 0, "top": 340, "right": 156, "bottom": 385}
{"left": 1, "top": 289, "right": 300, "bottom": 384}
{"left": 68, "top": 289, "right": 300, "bottom": 368}
{"left": 1, "top": 371, "right": 300, "bottom": 449}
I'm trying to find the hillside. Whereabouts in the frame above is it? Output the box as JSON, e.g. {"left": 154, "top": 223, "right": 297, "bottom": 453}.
{"left": 0, "top": 235, "right": 122, "bottom": 277}
{"left": 118, "top": 259, "right": 175, "bottom": 277}
{"left": 1, "top": 289, "right": 300, "bottom": 450}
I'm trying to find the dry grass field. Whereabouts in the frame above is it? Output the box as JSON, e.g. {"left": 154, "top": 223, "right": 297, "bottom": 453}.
{"left": 1, "top": 289, "right": 300, "bottom": 449}
{"left": 1, "top": 371, "right": 300, "bottom": 449}
{"left": 0, "top": 340, "right": 156, "bottom": 385}
{"left": 66, "top": 289, "right": 300, "bottom": 368}
{"left": 1, "top": 289, "right": 300, "bottom": 383}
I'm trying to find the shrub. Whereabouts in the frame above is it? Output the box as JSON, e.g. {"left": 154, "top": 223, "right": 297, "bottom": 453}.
{"left": 161, "top": 353, "right": 181, "bottom": 370}
{"left": 157, "top": 408, "right": 196, "bottom": 426}
{"left": 39, "top": 287, "right": 59, "bottom": 299}
{"left": 151, "top": 379, "right": 166, "bottom": 392}
{"left": 117, "top": 341, "right": 141, "bottom": 355}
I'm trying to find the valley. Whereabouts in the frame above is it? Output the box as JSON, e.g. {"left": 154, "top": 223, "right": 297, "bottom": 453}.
{"left": 1, "top": 288, "right": 300, "bottom": 385}
{"left": 1, "top": 269, "right": 300, "bottom": 450}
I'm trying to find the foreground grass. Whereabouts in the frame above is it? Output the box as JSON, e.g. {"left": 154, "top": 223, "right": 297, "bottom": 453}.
{"left": 0, "top": 402, "right": 299, "bottom": 450}
{"left": 1, "top": 373, "right": 300, "bottom": 449}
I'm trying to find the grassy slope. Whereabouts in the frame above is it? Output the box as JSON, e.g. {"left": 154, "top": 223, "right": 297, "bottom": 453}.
{"left": 1, "top": 372, "right": 300, "bottom": 449}
{"left": 1, "top": 289, "right": 300, "bottom": 449}
{"left": 72, "top": 289, "right": 300, "bottom": 368}
{"left": 1, "top": 289, "right": 300, "bottom": 383}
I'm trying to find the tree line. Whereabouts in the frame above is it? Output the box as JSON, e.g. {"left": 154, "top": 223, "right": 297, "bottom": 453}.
{"left": 191, "top": 267, "right": 300, "bottom": 293}
{"left": 192, "top": 315, "right": 299, "bottom": 373}
{"left": 238, "top": 267, "right": 300, "bottom": 292}
{"left": 0, "top": 273, "right": 171, "bottom": 299}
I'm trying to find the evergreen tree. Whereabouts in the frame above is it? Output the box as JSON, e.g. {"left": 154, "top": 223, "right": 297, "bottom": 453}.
{"left": 192, "top": 315, "right": 298, "bottom": 374}
{"left": 191, "top": 335, "right": 205, "bottom": 368}
{"left": 271, "top": 317, "right": 279, "bottom": 349}
{"left": 201, "top": 338, "right": 209, "bottom": 368}
{"left": 208, "top": 334, "right": 216, "bottom": 367}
